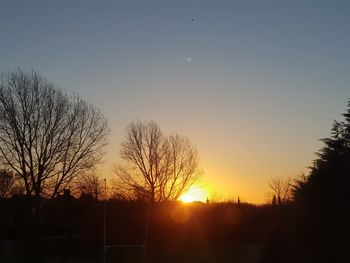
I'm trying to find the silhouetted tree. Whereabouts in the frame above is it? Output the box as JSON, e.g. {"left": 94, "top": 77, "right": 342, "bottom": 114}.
{"left": 77, "top": 173, "right": 104, "bottom": 201}
{"left": 10, "top": 179, "right": 25, "bottom": 196}
{"left": 290, "top": 100, "right": 350, "bottom": 262}
{"left": 0, "top": 69, "right": 109, "bottom": 200}
{"left": 0, "top": 169, "right": 13, "bottom": 198}
{"left": 293, "top": 100, "right": 350, "bottom": 206}
{"left": 269, "top": 177, "right": 292, "bottom": 205}
{"left": 114, "top": 121, "right": 199, "bottom": 202}
{"left": 271, "top": 195, "right": 277, "bottom": 206}
{"left": 209, "top": 191, "right": 225, "bottom": 203}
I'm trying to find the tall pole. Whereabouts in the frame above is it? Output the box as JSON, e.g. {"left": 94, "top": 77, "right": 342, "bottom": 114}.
{"left": 103, "top": 178, "right": 107, "bottom": 263}
{"left": 143, "top": 200, "right": 151, "bottom": 262}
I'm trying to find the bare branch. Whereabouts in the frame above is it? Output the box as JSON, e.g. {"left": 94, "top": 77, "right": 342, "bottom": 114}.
{"left": 269, "top": 177, "right": 292, "bottom": 204}
{"left": 113, "top": 121, "right": 199, "bottom": 202}
{"left": 0, "top": 69, "right": 109, "bottom": 199}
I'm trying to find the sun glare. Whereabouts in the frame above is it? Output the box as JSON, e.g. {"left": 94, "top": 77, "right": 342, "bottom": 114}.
{"left": 179, "top": 185, "right": 207, "bottom": 203}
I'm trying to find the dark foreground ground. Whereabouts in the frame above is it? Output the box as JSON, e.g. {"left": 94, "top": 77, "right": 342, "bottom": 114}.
{"left": 0, "top": 197, "right": 269, "bottom": 263}
{"left": 1, "top": 237, "right": 263, "bottom": 263}
{"left": 1, "top": 196, "right": 349, "bottom": 262}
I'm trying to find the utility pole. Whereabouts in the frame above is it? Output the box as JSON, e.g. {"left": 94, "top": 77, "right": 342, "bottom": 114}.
{"left": 143, "top": 201, "right": 150, "bottom": 261}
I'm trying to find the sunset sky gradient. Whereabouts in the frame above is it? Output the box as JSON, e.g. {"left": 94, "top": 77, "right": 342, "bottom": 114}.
{"left": 1, "top": 0, "right": 349, "bottom": 203}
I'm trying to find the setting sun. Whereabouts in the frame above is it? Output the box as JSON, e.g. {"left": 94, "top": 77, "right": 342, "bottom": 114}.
{"left": 179, "top": 185, "right": 207, "bottom": 203}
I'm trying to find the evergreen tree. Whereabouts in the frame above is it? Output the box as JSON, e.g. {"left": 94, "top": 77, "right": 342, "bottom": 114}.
{"left": 294, "top": 100, "right": 350, "bottom": 207}
{"left": 291, "top": 99, "right": 350, "bottom": 262}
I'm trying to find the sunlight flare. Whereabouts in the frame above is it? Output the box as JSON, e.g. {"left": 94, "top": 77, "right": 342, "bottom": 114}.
{"left": 179, "top": 185, "right": 207, "bottom": 203}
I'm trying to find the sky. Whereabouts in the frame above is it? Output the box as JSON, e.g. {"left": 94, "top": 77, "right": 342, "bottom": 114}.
{"left": 0, "top": 0, "right": 349, "bottom": 203}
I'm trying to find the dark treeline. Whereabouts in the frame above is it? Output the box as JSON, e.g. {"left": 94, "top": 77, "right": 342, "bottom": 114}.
{"left": 1, "top": 193, "right": 282, "bottom": 263}
{"left": 2, "top": 189, "right": 347, "bottom": 262}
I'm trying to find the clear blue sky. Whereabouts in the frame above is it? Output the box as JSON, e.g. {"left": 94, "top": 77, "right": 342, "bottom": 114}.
{"left": 1, "top": 0, "right": 349, "bottom": 202}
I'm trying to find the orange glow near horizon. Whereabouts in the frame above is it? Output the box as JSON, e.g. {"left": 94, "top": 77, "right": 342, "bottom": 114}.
{"left": 179, "top": 185, "right": 207, "bottom": 203}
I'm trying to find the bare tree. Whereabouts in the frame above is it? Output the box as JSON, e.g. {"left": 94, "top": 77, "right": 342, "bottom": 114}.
{"left": 0, "top": 169, "right": 24, "bottom": 197}
{"left": 269, "top": 177, "right": 292, "bottom": 204}
{"left": 76, "top": 172, "right": 104, "bottom": 201}
{"left": 0, "top": 169, "right": 14, "bottom": 198}
{"left": 114, "top": 121, "right": 199, "bottom": 202}
{"left": 0, "top": 69, "right": 109, "bottom": 200}
{"left": 10, "top": 179, "right": 25, "bottom": 196}
{"left": 160, "top": 134, "right": 199, "bottom": 200}
{"left": 208, "top": 191, "right": 226, "bottom": 203}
